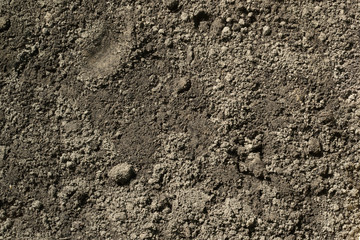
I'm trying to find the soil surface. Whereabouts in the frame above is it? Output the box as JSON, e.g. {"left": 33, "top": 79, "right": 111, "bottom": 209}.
{"left": 1, "top": 0, "right": 360, "bottom": 239}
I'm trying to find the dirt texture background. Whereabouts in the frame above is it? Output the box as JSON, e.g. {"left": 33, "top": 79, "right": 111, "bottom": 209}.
{"left": 1, "top": 0, "right": 360, "bottom": 239}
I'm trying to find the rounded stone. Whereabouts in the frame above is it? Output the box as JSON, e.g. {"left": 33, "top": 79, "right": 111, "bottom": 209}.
{"left": 108, "top": 163, "right": 136, "bottom": 185}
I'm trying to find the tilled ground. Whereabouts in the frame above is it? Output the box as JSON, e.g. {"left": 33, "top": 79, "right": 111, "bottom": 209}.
{"left": 1, "top": 0, "right": 360, "bottom": 239}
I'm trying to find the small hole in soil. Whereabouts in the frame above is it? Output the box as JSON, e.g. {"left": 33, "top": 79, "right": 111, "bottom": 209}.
{"left": 193, "top": 11, "right": 210, "bottom": 28}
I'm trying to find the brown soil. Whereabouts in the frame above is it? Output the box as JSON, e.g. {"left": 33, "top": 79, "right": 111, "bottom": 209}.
{"left": 1, "top": 0, "right": 360, "bottom": 239}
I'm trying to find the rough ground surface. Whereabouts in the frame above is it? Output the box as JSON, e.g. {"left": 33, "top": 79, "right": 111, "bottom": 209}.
{"left": 1, "top": 0, "right": 360, "bottom": 239}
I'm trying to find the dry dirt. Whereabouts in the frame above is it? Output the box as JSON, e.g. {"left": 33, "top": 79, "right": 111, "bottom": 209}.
{"left": 1, "top": 0, "right": 360, "bottom": 239}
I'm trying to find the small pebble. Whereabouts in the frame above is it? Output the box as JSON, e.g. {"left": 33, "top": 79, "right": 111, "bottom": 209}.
{"left": 226, "top": 17, "right": 233, "bottom": 23}
{"left": 108, "top": 163, "right": 136, "bottom": 185}
{"left": 32, "top": 200, "right": 43, "bottom": 210}
{"left": 221, "top": 26, "right": 232, "bottom": 38}
{"left": 263, "top": 26, "right": 271, "bottom": 36}
{"left": 66, "top": 161, "right": 75, "bottom": 169}
{"left": 355, "top": 109, "right": 360, "bottom": 117}
{"left": 308, "top": 137, "right": 322, "bottom": 156}
{"left": 180, "top": 12, "right": 189, "bottom": 21}
{"left": 318, "top": 33, "right": 327, "bottom": 42}
{"left": 224, "top": 73, "right": 234, "bottom": 82}
{"left": 208, "top": 48, "right": 216, "bottom": 57}
{"left": 210, "top": 18, "right": 224, "bottom": 36}
{"left": 239, "top": 18, "right": 246, "bottom": 26}
{"left": 0, "top": 16, "right": 10, "bottom": 32}
{"left": 220, "top": 46, "right": 228, "bottom": 53}
{"left": 176, "top": 77, "right": 191, "bottom": 93}
{"left": 164, "top": 38, "right": 173, "bottom": 47}
{"left": 247, "top": 153, "right": 266, "bottom": 178}
{"left": 314, "top": 6, "right": 321, "bottom": 14}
